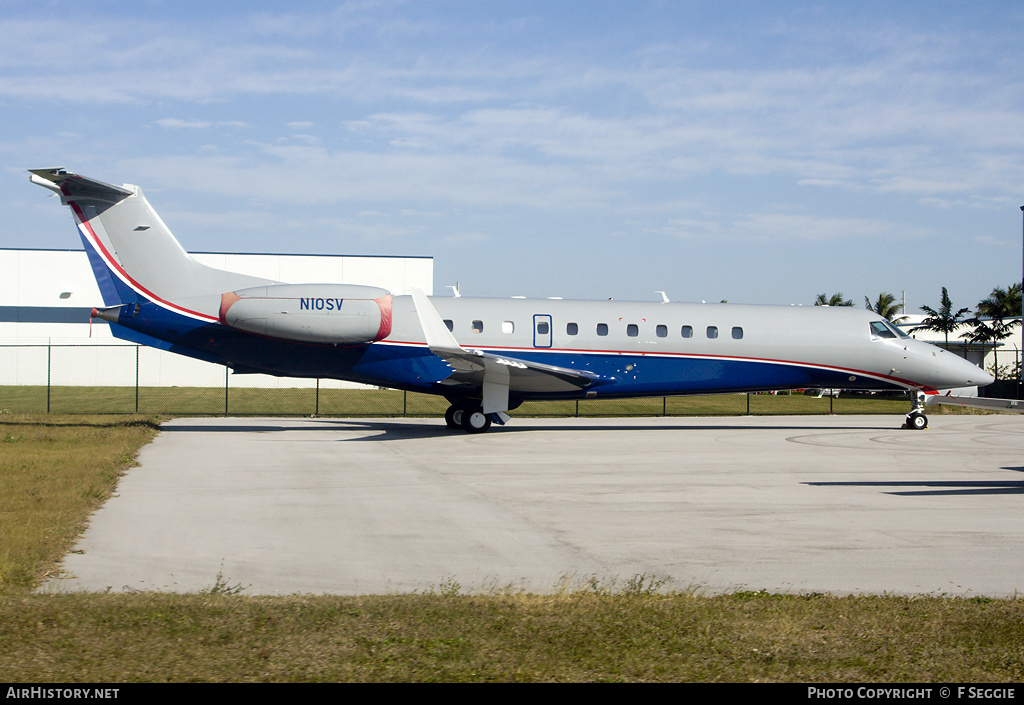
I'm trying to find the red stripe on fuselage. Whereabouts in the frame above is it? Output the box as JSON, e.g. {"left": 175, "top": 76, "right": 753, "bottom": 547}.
{"left": 70, "top": 201, "right": 218, "bottom": 323}
{"left": 376, "top": 339, "right": 931, "bottom": 391}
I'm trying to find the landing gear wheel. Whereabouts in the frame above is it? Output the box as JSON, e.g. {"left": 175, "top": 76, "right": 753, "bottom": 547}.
{"left": 904, "top": 391, "right": 929, "bottom": 430}
{"left": 444, "top": 405, "right": 464, "bottom": 430}
{"left": 907, "top": 412, "right": 928, "bottom": 430}
{"left": 461, "top": 407, "right": 492, "bottom": 434}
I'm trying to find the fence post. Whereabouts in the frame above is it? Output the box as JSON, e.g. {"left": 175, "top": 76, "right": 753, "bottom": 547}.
{"left": 315, "top": 378, "right": 320, "bottom": 416}
{"left": 403, "top": 389, "right": 408, "bottom": 416}
{"left": 1011, "top": 348, "right": 1019, "bottom": 399}
{"left": 135, "top": 345, "right": 140, "bottom": 413}
{"left": 746, "top": 393, "right": 750, "bottom": 415}
{"left": 46, "top": 341, "right": 51, "bottom": 414}
{"left": 224, "top": 366, "right": 229, "bottom": 416}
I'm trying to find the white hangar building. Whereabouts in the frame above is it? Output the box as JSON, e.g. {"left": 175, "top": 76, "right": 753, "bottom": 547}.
{"left": 1, "top": 248, "right": 432, "bottom": 389}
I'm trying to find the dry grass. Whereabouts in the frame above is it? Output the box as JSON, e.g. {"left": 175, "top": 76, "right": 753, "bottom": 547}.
{"left": 1, "top": 591, "right": 1023, "bottom": 682}
{"left": 0, "top": 414, "right": 161, "bottom": 589}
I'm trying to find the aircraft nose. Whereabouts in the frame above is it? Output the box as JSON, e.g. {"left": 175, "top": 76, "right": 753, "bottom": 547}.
{"left": 912, "top": 341, "right": 995, "bottom": 389}
{"left": 949, "top": 352, "right": 993, "bottom": 388}
{"left": 977, "top": 366, "right": 996, "bottom": 387}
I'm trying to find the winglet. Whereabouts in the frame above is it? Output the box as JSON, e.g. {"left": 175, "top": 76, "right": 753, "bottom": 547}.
{"left": 410, "top": 287, "right": 464, "bottom": 355}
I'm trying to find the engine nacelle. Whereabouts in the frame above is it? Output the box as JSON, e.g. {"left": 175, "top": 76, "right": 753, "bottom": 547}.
{"left": 219, "top": 283, "right": 392, "bottom": 344}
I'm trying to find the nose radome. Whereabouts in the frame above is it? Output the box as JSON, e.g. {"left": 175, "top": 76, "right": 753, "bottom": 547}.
{"left": 917, "top": 343, "right": 995, "bottom": 389}
{"left": 951, "top": 353, "right": 993, "bottom": 388}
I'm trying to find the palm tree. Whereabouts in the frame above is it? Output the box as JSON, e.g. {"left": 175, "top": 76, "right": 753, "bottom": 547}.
{"left": 976, "top": 283, "right": 1021, "bottom": 322}
{"left": 967, "top": 284, "right": 1021, "bottom": 379}
{"left": 966, "top": 319, "right": 1016, "bottom": 378}
{"left": 912, "top": 287, "right": 970, "bottom": 347}
{"left": 864, "top": 292, "right": 908, "bottom": 324}
{"left": 814, "top": 292, "right": 853, "bottom": 307}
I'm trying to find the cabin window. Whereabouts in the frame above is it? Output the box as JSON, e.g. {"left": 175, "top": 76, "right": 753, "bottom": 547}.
{"left": 471, "top": 320, "right": 484, "bottom": 333}
{"left": 567, "top": 322, "right": 579, "bottom": 335}
{"left": 656, "top": 324, "right": 668, "bottom": 338}
{"left": 537, "top": 321, "right": 550, "bottom": 335}
{"left": 731, "top": 326, "right": 743, "bottom": 339}
{"left": 597, "top": 323, "right": 609, "bottom": 336}
{"left": 444, "top": 319, "right": 454, "bottom": 332}
{"left": 502, "top": 321, "right": 514, "bottom": 334}
{"left": 681, "top": 325, "right": 693, "bottom": 338}
{"left": 626, "top": 324, "right": 639, "bottom": 337}
{"left": 707, "top": 326, "right": 718, "bottom": 339}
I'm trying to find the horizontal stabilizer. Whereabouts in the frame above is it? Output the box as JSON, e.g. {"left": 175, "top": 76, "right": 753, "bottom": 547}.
{"left": 29, "top": 168, "right": 133, "bottom": 204}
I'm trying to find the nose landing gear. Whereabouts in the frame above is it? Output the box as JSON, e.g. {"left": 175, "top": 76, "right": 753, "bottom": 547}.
{"left": 904, "top": 391, "right": 929, "bottom": 430}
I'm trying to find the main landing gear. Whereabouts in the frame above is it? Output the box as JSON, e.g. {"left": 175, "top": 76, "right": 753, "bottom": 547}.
{"left": 904, "top": 391, "right": 928, "bottom": 430}
{"left": 445, "top": 404, "right": 492, "bottom": 434}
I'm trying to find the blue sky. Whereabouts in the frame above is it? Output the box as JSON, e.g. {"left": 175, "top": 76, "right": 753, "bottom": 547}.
{"left": 1, "top": 1, "right": 1022, "bottom": 312}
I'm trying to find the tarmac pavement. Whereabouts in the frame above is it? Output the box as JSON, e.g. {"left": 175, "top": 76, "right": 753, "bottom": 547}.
{"left": 41, "top": 414, "right": 1024, "bottom": 596}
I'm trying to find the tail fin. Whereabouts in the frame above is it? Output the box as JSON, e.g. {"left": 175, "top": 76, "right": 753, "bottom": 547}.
{"left": 29, "top": 168, "right": 273, "bottom": 321}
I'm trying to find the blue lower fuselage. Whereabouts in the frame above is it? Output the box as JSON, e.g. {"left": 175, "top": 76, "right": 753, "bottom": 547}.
{"left": 108, "top": 296, "right": 906, "bottom": 405}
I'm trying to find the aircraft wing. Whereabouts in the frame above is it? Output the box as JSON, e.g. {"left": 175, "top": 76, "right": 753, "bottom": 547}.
{"left": 926, "top": 394, "right": 1024, "bottom": 413}
{"left": 410, "top": 288, "right": 610, "bottom": 414}
{"left": 432, "top": 347, "right": 605, "bottom": 392}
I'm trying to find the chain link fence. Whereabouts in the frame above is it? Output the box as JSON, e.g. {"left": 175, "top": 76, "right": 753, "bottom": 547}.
{"left": 0, "top": 342, "right": 911, "bottom": 417}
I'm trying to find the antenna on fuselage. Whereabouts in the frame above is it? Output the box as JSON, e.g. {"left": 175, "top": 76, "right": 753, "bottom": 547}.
{"left": 447, "top": 282, "right": 461, "bottom": 297}
{"left": 656, "top": 291, "right": 669, "bottom": 303}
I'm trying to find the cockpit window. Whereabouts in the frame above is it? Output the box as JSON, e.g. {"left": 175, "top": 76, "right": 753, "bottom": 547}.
{"left": 870, "top": 321, "right": 895, "bottom": 338}
{"left": 870, "top": 320, "right": 908, "bottom": 339}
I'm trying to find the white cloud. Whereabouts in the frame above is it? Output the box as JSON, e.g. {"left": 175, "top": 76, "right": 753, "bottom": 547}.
{"left": 155, "top": 118, "right": 212, "bottom": 129}
{"left": 3, "top": 3, "right": 1023, "bottom": 304}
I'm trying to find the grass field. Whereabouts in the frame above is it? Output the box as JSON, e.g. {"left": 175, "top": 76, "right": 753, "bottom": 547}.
{"left": 0, "top": 384, "right": 911, "bottom": 417}
{"left": 3, "top": 410, "right": 1023, "bottom": 682}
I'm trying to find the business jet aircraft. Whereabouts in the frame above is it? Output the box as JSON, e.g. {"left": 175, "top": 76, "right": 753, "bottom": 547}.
{"left": 29, "top": 167, "right": 993, "bottom": 432}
